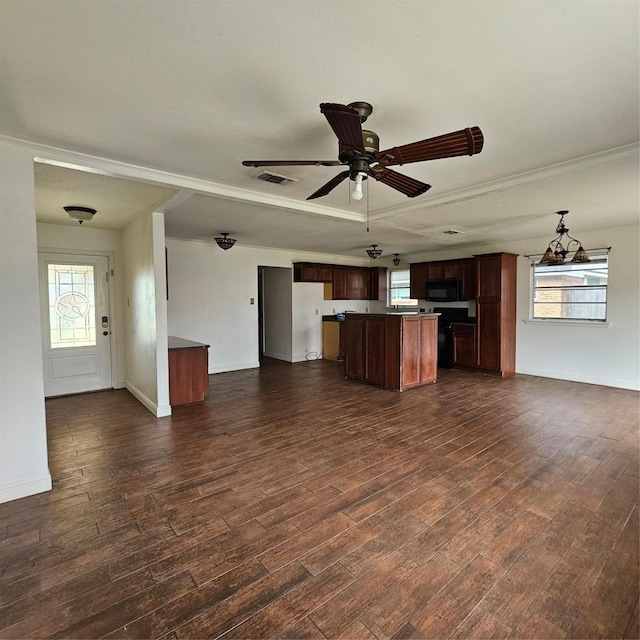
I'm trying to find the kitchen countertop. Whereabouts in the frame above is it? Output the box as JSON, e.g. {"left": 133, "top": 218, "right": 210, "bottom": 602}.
{"left": 168, "top": 336, "right": 210, "bottom": 350}
{"left": 344, "top": 312, "right": 441, "bottom": 317}
{"left": 323, "top": 312, "right": 440, "bottom": 321}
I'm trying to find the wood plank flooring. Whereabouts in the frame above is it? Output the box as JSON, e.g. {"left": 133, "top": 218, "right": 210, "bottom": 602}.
{"left": 1, "top": 359, "right": 638, "bottom": 639}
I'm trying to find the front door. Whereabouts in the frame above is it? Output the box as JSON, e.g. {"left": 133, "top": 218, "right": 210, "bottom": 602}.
{"left": 39, "top": 253, "right": 112, "bottom": 397}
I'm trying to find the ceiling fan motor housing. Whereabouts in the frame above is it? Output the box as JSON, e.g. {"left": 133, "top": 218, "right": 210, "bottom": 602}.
{"left": 339, "top": 129, "right": 380, "bottom": 179}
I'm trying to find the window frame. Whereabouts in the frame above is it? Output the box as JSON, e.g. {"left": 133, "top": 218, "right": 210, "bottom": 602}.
{"left": 529, "top": 252, "right": 609, "bottom": 323}
{"left": 387, "top": 268, "right": 418, "bottom": 308}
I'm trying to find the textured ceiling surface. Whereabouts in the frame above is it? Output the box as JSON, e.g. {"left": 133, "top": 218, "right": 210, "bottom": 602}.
{"left": 1, "top": 0, "right": 638, "bottom": 257}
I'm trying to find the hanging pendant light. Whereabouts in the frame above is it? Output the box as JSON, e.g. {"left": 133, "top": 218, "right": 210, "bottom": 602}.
{"left": 392, "top": 254, "right": 401, "bottom": 266}
{"left": 366, "top": 244, "right": 383, "bottom": 259}
{"left": 214, "top": 233, "right": 237, "bottom": 251}
{"left": 538, "top": 211, "right": 590, "bottom": 265}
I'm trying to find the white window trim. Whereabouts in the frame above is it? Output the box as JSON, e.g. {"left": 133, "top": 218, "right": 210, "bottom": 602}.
{"left": 387, "top": 268, "right": 418, "bottom": 308}
{"left": 527, "top": 249, "right": 610, "bottom": 323}
{"left": 523, "top": 318, "right": 611, "bottom": 328}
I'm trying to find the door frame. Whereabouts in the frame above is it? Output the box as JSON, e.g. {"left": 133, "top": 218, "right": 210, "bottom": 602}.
{"left": 38, "top": 247, "right": 119, "bottom": 392}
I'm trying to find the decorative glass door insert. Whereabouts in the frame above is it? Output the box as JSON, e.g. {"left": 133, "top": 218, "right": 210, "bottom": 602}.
{"left": 47, "top": 263, "right": 97, "bottom": 348}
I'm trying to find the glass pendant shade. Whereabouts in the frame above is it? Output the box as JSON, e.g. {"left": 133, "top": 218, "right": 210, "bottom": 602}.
{"left": 214, "top": 233, "right": 237, "bottom": 250}
{"left": 540, "top": 246, "right": 555, "bottom": 264}
{"left": 571, "top": 246, "right": 591, "bottom": 263}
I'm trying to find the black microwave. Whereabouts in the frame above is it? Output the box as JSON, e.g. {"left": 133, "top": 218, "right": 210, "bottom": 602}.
{"left": 426, "top": 279, "right": 461, "bottom": 302}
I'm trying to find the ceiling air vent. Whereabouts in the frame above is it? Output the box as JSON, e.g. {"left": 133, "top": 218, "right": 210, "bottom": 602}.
{"left": 256, "top": 171, "right": 297, "bottom": 185}
{"left": 443, "top": 229, "right": 463, "bottom": 235}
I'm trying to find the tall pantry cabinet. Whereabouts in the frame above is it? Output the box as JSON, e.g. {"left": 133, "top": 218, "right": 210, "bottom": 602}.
{"left": 475, "top": 252, "right": 518, "bottom": 376}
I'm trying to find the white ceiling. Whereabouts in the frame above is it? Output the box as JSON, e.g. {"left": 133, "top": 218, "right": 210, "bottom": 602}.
{"left": 1, "top": 0, "right": 638, "bottom": 258}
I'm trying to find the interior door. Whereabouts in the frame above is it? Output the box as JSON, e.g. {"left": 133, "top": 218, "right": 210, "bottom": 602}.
{"left": 39, "top": 253, "right": 112, "bottom": 397}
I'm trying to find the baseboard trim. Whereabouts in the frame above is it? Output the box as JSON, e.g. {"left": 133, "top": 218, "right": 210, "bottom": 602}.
{"left": 516, "top": 367, "right": 640, "bottom": 391}
{"left": 0, "top": 472, "right": 52, "bottom": 504}
{"left": 209, "top": 361, "right": 260, "bottom": 374}
{"left": 125, "top": 381, "right": 172, "bottom": 417}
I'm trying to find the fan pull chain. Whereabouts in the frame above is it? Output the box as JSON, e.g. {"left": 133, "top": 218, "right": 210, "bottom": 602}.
{"left": 366, "top": 178, "right": 370, "bottom": 232}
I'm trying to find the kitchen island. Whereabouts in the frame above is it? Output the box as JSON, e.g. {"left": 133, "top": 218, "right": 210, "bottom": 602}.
{"left": 168, "top": 336, "right": 210, "bottom": 406}
{"left": 342, "top": 313, "right": 439, "bottom": 391}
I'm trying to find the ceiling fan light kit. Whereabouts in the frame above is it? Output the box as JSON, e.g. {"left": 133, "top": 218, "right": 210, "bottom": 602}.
{"left": 214, "top": 232, "right": 237, "bottom": 251}
{"left": 64, "top": 205, "right": 96, "bottom": 224}
{"left": 242, "top": 101, "right": 484, "bottom": 202}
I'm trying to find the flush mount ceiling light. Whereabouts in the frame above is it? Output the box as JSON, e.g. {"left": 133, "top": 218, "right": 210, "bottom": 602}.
{"left": 214, "top": 232, "right": 237, "bottom": 251}
{"left": 366, "top": 244, "right": 383, "bottom": 259}
{"left": 64, "top": 206, "right": 96, "bottom": 225}
{"left": 392, "top": 253, "right": 401, "bottom": 266}
{"left": 539, "top": 210, "right": 590, "bottom": 265}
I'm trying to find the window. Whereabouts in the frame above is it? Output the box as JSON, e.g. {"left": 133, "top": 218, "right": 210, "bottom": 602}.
{"left": 531, "top": 254, "right": 608, "bottom": 320}
{"left": 388, "top": 269, "right": 417, "bottom": 307}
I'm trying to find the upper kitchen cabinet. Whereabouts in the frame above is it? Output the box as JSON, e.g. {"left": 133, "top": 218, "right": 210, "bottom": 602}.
{"left": 475, "top": 252, "right": 518, "bottom": 376}
{"left": 333, "top": 266, "right": 366, "bottom": 300}
{"left": 428, "top": 261, "right": 461, "bottom": 281}
{"left": 369, "top": 267, "right": 387, "bottom": 302}
{"left": 410, "top": 258, "right": 476, "bottom": 300}
{"left": 294, "top": 262, "right": 386, "bottom": 300}
{"left": 409, "top": 262, "right": 429, "bottom": 299}
{"left": 460, "top": 258, "right": 477, "bottom": 300}
{"left": 293, "top": 262, "right": 333, "bottom": 283}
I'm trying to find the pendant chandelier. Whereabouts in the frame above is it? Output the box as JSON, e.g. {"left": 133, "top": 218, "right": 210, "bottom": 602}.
{"left": 214, "top": 233, "right": 237, "bottom": 251}
{"left": 366, "top": 244, "right": 383, "bottom": 259}
{"left": 539, "top": 211, "right": 590, "bottom": 265}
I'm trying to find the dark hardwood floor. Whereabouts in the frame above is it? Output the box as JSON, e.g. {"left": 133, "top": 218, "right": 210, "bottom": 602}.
{"left": 1, "top": 359, "right": 638, "bottom": 639}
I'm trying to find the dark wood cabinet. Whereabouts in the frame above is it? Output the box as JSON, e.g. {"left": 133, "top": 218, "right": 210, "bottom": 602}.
{"left": 168, "top": 337, "right": 209, "bottom": 406}
{"left": 369, "top": 266, "right": 387, "bottom": 301}
{"left": 410, "top": 258, "right": 472, "bottom": 300}
{"left": 343, "top": 314, "right": 438, "bottom": 391}
{"left": 460, "top": 258, "right": 477, "bottom": 300}
{"left": 409, "top": 262, "right": 429, "bottom": 299}
{"left": 343, "top": 315, "right": 385, "bottom": 385}
{"left": 452, "top": 323, "right": 476, "bottom": 368}
{"left": 475, "top": 252, "right": 518, "bottom": 376}
{"left": 293, "top": 262, "right": 333, "bottom": 283}
{"left": 294, "top": 262, "right": 386, "bottom": 300}
{"left": 346, "top": 267, "right": 367, "bottom": 301}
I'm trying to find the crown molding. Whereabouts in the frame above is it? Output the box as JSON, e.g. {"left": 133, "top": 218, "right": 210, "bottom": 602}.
{"left": 0, "top": 135, "right": 365, "bottom": 223}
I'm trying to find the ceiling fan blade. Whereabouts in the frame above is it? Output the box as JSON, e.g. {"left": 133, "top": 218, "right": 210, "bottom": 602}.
{"left": 306, "top": 170, "right": 350, "bottom": 200}
{"left": 368, "top": 167, "right": 432, "bottom": 198}
{"left": 319, "top": 103, "right": 366, "bottom": 154}
{"left": 375, "top": 126, "right": 484, "bottom": 166}
{"left": 242, "top": 160, "right": 342, "bottom": 167}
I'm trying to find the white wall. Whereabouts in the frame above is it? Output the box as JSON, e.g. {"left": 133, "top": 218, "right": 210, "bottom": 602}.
{"left": 122, "top": 210, "right": 170, "bottom": 416}
{"left": 0, "top": 142, "right": 51, "bottom": 502}
{"left": 37, "top": 222, "right": 126, "bottom": 388}
{"left": 292, "top": 282, "right": 324, "bottom": 361}
{"left": 165, "top": 238, "right": 375, "bottom": 373}
{"left": 263, "top": 267, "right": 293, "bottom": 361}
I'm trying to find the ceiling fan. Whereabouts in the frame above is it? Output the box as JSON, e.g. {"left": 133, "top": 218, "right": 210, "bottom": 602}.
{"left": 242, "top": 102, "right": 484, "bottom": 201}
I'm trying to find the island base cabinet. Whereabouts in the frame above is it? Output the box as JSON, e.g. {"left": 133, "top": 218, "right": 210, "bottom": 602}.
{"left": 343, "top": 314, "right": 438, "bottom": 391}
{"left": 343, "top": 316, "right": 385, "bottom": 385}
{"left": 168, "top": 343, "right": 209, "bottom": 406}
